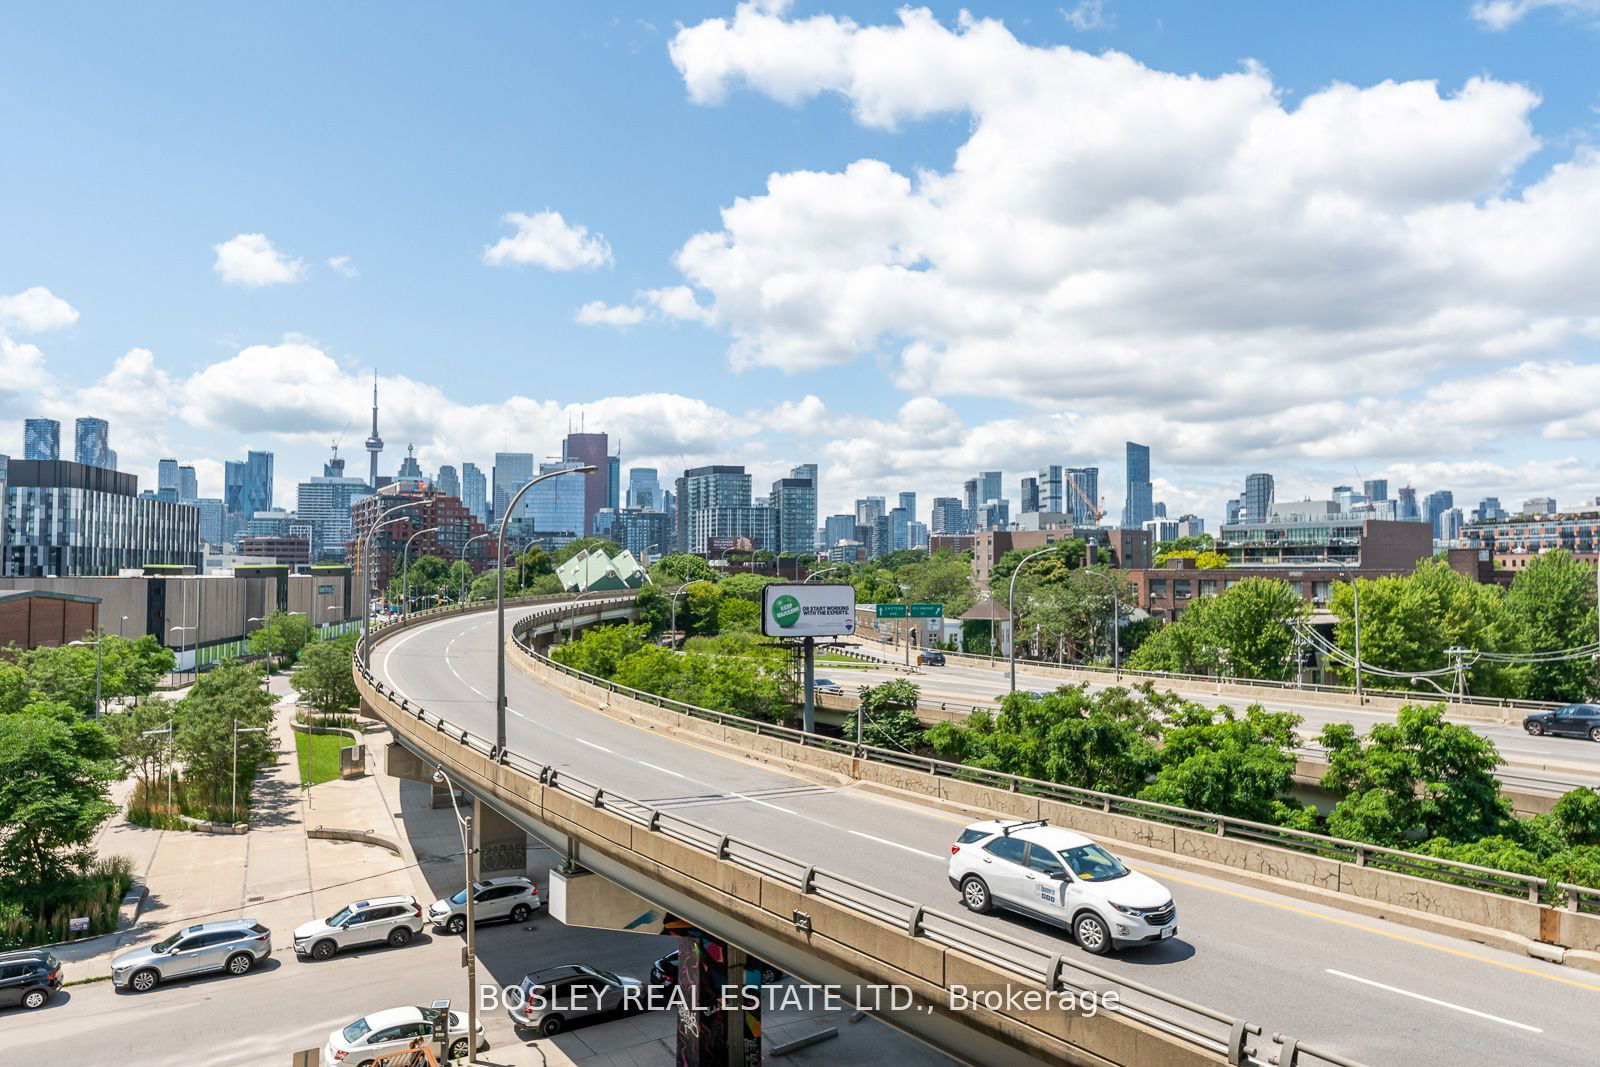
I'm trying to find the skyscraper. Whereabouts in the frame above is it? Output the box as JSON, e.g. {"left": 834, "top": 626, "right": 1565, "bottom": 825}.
{"left": 1244, "top": 473, "right": 1275, "bottom": 523}
{"left": 396, "top": 445, "right": 424, "bottom": 481}
{"left": 492, "top": 453, "right": 535, "bottom": 523}
{"left": 1362, "top": 478, "right": 1389, "bottom": 504}
{"left": 74, "top": 417, "right": 111, "bottom": 468}
{"left": 1423, "top": 490, "right": 1455, "bottom": 539}
{"left": 930, "top": 497, "right": 964, "bottom": 535}
{"left": 823, "top": 513, "right": 857, "bottom": 550}
{"left": 461, "top": 462, "right": 488, "bottom": 525}
{"left": 1020, "top": 477, "right": 1039, "bottom": 513}
{"left": 770, "top": 470, "right": 818, "bottom": 556}
{"left": 297, "top": 467, "right": 372, "bottom": 562}
{"left": 979, "top": 471, "right": 1002, "bottom": 507}
{"left": 675, "top": 465, "right": 754, "bottom": 553}
{"left": 157, "top": 458, "right": 180, "bottom": 501}
{"left": 1397, "top": 486, "right": 1420, "bottom": 522}
{"left": 23, "top": 418, "right": 59, "bottom": 461}
{"left": 606, "top": 454, "right": 621, "bottom": 511}
{"left": 897, "top": 490, "right": 915, "bottom": 524}
{"left": 627, "top": 468, "right": 661, "bottom": 510}
{"left": 436, "top": 465, "right": 460, "bottom": 499}
{"left": 364, "top": 373, "right": 383, "bottom": 490}
{"left": 1066, "top": 467, "right": 1100, "bottom": 525}
{"left": 855, "top": 496, "right": 885, "bottom": 525}
{"left": 178, "top": 465, "right": 197, "bottom": 503}
{"left": 524, "top": 458, "right": 587, "bottom": 547}
{"left": 962, "top": 479, "right": 978, "bottom": 530}
{"left": 561, "top": 431, "right": 610, "bottom": 536}
{"left": 1036, "top": 466, "right": 1063, "bottom": 514}
{"left": 224, "top": 450, "right": 274, "bottom": 529}
{"left": 1122, "top": 442, "right": 1153, "bottom": 529}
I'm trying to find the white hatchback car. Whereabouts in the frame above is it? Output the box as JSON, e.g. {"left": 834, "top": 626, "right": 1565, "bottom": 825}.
{"left": 947, "top": 819, "right": 1176, "bottom": 954}
{"left": 426, "top": 877, "right": 540, "bottom": 934}
{"left": 322, "top": 1004, "right": 483, "bottom": 1065}
{"left": 294, "top": 896, "right": 425, "bottom": 961}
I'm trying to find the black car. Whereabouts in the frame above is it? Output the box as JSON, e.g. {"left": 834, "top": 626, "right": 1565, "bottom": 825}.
{"left": 0, "top": 950, "right": 63, "bottom": 1010}
{"left": 917, "top": 650, "right": 946, "bottom": 666}
{"left": 1523, "top": 704, "right": 1600, "bottom": 741}
{"left": 650, "top": 950, "right": 782, "bottom": 987}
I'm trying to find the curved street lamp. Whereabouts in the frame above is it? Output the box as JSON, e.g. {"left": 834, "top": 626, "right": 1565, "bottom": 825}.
{"left": 1074, "top": 562, "right": 1126, "bottom": 680}
{"left": 495, "top": 465, "right": 597, "bottom": 757}
{"left": 805, "top": 563, "right": 848, "bottom": 583}
{"left": 400, "top": 526, "right": 441, "bottom": 620}
{"left": 359, "top": 501, "right": 423, "bottom": 666}
{"left": 1007, "top": 546, "right": 1060, "bottom": 694}
{"left": 458, "top": 532, "right": 495, "bottom": 609}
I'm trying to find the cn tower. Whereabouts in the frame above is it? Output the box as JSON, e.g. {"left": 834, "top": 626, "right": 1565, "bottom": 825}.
{"left": 364, "top": 372, "right": 383, "bottom": 489}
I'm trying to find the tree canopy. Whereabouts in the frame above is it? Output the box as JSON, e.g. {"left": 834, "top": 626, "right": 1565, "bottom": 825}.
{"left": 1128, "top": 577, "right": 1305, "bottom": 679}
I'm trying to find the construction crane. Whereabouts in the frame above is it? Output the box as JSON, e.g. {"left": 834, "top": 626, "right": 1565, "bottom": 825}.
{"left": 1065, "top": 471, "right": 1105, "bottom": 524}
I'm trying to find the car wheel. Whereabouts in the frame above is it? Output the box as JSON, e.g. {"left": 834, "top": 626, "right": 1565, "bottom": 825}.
{"left": 226, "top": 952, "right": 254, "bottom": 976}
{"left": 1074, "top": 912, "right": 1113, "bottom": 956}
{"left": 960, "top": 875, "right": 992, "bottom": 914}
{"left": 387, "top": 926, "right": 413, "bottom": 947}
{"left": 1590, "top": 726, "right": 1600, "bottom": 743}
{"left": 312, "top": 939, "right": 338, "bottom": 961}
{"left": 446, "top": 914, "right": 467, "bottom": 935}
{"left": 129, "top": 969, "right": 159, "bottom": 993}
{"left": 22, "top": 989, "right": 47, "bottom": 1009}
{"left": 449, "top": 1038, "right": 470, "bottom": 1058}
{"left": 510, "top": 902, "right": 532, "bottom": 923}
{"left": 356, "top": 1059, "right": 376, "bottom": 1067}
{"left": 540, "top": 1014, "right": 565, "bottom": 1037}
{"left": 1526, "top": 721, "right": 1545, "bottom": 736}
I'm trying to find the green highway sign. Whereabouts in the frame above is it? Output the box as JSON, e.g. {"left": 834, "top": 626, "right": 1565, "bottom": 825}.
{"left": 909, "top": 604, "right": 944, "bottom": 618}
{"left": 875, "top": 604, "right": 908, "bottom": 618}
{"left": 876, "top": 603, "right": 944, "bottom": 619}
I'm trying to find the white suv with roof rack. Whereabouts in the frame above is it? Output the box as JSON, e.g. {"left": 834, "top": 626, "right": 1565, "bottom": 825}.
{"left": 947, "top": 818, "right": 1176, "bottom": 955}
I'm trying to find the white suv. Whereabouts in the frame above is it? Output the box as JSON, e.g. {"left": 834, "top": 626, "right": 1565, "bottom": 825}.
{"left": 426, "top": 877, "right": 540, "bottom": 934}
{"left": 294, "top": 896, "right": 425, "bottom": 961}
{"left": 947, "top": 819, "right": 1176, "bottom": 954}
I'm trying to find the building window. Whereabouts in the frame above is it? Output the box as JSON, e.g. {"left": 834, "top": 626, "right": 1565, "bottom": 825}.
{"left": 1149, "top": 580, "right": 1167, "bottom": 599}
{"left": 1173, "top": 579, "right": 1192, "bottom": 599}
{"left": 1199, "top": 579, "right": 1218, "bottom": 596}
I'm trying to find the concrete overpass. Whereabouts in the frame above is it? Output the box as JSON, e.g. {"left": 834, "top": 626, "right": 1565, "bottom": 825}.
{"left": 358, "top": 595, "right": 1600, "bottom": 1067}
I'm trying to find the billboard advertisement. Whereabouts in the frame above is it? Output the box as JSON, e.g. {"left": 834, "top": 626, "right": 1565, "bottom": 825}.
{"left": 761, "top": 583, "right": 857, "bottom": 638}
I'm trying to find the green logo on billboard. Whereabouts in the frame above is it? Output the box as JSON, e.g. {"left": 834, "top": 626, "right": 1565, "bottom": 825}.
{"left": 771, "top": 594, "right": 802, "bottom": 628}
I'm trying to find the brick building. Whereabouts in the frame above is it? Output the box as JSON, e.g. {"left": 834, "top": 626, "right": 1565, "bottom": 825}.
{"left": 0, "top": 589, "right": 98, "bottom": 649}
{"left": 972, "top": 527, "right": 1152, "bottom": 588}
{"left": 347, "top": 485, "right": 499, "bottom": 595}
{"left": 238, "top": 535, "right": 311, "bottom": 569}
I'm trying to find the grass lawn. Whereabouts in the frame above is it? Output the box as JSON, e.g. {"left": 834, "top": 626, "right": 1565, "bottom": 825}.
{"left": 295, "top": 731, "right": 355, "bottom": 787}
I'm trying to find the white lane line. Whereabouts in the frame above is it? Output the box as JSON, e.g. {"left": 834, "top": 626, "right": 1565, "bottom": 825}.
{"left": 1324, "top": 969, "right": 1543, "bottom": 1033}
{"left": 576, "top": 738, "right": 614, "bottom": 753}
{"left": 637, "top": 761, "right": 686, "bottom": 779}
{"left": 509, "top": 708, "right": 526, "bottom": 719}
{"left": 849, "top": 829, "right": 944, "bottom": 861}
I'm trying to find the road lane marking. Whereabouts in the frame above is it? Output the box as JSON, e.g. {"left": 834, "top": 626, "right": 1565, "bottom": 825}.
{"left": 1324, "top": 969, "right": 1543, "bottom": 1032}
{"left": 849, "top": 829, "right": 945, "bottom": 861}
{"left": 1155, "top": 870, "right": 1600, "bottom": 993}
{"left": 637, "top": 761, "right": 686, "bottom": 778}
{"left": 576, "top": 738, "right": 614, "bottom": 753}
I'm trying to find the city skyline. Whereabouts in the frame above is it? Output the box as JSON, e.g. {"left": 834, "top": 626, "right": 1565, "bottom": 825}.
{"left": 4, "top": 3, "right": 1600, "bottom": 528}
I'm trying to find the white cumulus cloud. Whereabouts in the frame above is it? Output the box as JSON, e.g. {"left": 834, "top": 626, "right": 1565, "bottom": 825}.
{"left": 327, "top": 255, "right": 359, "bottom": 278}
{"left": 212, "top": 233, "right": 308, "bottom": 287}
{"left": 483, "top": 210, "right": 614, "bottom": 271}
{"left": 1470, "top": 0, "right": 1600, "bottom": 29}
{"left": 576, "top": 300, "right": 649, "bottom": 327}
{"left": 0, "top": 286, "right": 80, "bottom": 332}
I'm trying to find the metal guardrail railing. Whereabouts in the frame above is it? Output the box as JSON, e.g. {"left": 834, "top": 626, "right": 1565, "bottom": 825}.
{"left": 503, "top": 599, "right": 1597, "bottom": 910}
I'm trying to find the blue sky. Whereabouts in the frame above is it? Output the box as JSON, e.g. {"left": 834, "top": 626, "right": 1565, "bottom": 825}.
{"left": 3, "top": 0, "right": 1599, "bottom": 525}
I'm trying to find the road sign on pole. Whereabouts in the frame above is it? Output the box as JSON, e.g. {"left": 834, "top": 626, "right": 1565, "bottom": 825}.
{"left": 909, "top": 604, "right": 944, "bottom": 618}
{"left": 875, "top": 604, "right": 908, "bottom": 618}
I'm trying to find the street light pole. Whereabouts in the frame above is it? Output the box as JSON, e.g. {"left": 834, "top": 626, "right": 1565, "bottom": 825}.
{"left": 1007, "top": 546, "right": 1057, "bottom": 694}
{"left": 401, "top": 526, "right": 441, "bottom": 620}
{"left": 70, "top": 630, "right": 104, "bottom": 718}
{"left": 359, "top": 501, "right": 422, "bottom": 667}
{"left": 232, "top": 724, "right": 266, "bottom": 822}
{"left": 496, "top": 466, "right": 597, "bottom": 757}
{"left": 142, "top": 720, "right": 175, "bottom": 819}
{"left": 459, "top": 532, "right": 493, "bottom": 608}
{"left": 434, "top": 766, "right": 480, "bottom": 1065}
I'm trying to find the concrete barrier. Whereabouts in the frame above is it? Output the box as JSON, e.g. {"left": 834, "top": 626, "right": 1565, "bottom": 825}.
{"left": 307, "top": 827, "right": 402, "bottom": 856}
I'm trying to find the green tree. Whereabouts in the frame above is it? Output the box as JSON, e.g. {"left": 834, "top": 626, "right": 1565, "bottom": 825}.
{"left": 100, "top": 634, "right": 176, "bottom": 702}
{"left": 1318, "top": 703, "right": 1510, "bottom": 846}
{"left": 1503, "top": 550, "right": 1598, "bottom": 702}
{"left": 683, "top": 581, "right": 723, "bottom": 636}
{"left": 0, "top": 660, "right": 26, "bottom": 715}
{"left": 716, "top": 598, "right": 760, "bottom": 634}
{"left": 895, "top": 551, "right": 975, "bottom": 615}
{"left": 1140, "top": 702, "right": 1315, "bottom": 827}
{"left": 990, "top": 540, "right": 1085, "bottom": 587}
{"left": 246, "top": 611, "right": 311, "bottom": 667}
{"left": 14, "top": 644, "right": 98, "bottom": 717}
{"left": 718, "top": 573, "right": 782, "bottom": 602}
{"left": 1154, "top": 550, "right": 1229, "bottom": 569}
{"left": 851, "top": 568, "right": 901, "bottom": 606}
{"left": 388, "top": 554, "right": 451, "bottom": 608}
{"left": 635, "top": 582, "right": 672, "bottom": 635}
{"left": 855, "top": 679, "right": 925, "bottom": 750}
{"left": 173, "top": 662, "right": 277, "bottom": 811}
{"left": 1126, "top": 578, "right": 1304, "bottom": 680}
{"left": 442, "top": 560, "right": 475, "bottom": 603}
{"left": 468, "top": 566, "right": 519, "bottom": 602}
{"left": 1155, "top": 534, "right": 1216, "bottom": 557}
{"left": 0, "top": 703, "right": 118, "bottom": 891}
{"left": 291, "top": 633, "right": 362, "bottom": 716}
{"left": 1015, "top": 567, "right": 1135, "bottom": 664}
{"left": 106, "top": 698, "right": 175, "bottom": 799}
{"left": 651, "top": 554, "right": 714, "bottom": 584}
{"left": 550, "top": 624, "right": 651, "bottom": 678}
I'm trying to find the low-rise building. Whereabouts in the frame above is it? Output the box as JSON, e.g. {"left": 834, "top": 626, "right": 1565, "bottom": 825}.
{"left": 1462, "top": 508, "right": 1600, "bottom": 571}
{"left": 972, "top": 527, "right": 1151, "bottom": 588}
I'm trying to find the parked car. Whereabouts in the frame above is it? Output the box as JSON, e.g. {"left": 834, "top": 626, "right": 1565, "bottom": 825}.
{"left": 947, "top": 819, "right": 1175, "bottom": 955}
{"left": 322, "top": 1004, "right": 482, "bottom": 1065}
{"left": 1523, "top": 704, "right": 1600, "bottom": 741}
{"left": 111, "top": 920, "right": 272, "bottom": 993}
{"left": 917, "top": 650, "right": 946, "bottom": 666}
{"left": 426, "top": 877, "right": 539, "bottom": 935}
{"left": 506, "top": 964, "right": 645, "bottom": 1037}
{"left": 0, "top": 949, "right": 63, "bottom": 1010}
{"left": 650, "top": 949, "right": 782, "bottom": 987}
{"left": 294, "top": 895, "right": 425, "bottom": 961}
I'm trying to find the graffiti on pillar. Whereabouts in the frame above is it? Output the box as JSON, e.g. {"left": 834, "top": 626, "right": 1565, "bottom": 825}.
{"left": 479, "top": 840, "right": 526, "bottom": 872}
{"left": 667, "top": 919, "right": 761, "bottom": 1067}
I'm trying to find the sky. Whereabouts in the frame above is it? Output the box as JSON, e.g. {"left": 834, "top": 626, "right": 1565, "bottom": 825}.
{"left": 3, "top": 0, "right": 1600, "bottom": 528}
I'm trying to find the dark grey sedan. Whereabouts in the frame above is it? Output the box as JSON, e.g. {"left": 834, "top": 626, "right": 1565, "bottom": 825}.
{"left": 1523, "top": 704, "right": 1600, "bottom": 741}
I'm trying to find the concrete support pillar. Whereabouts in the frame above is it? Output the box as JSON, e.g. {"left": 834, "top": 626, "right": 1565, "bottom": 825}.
{"left": 431, "top": 781, "right": 456, "bottom": 809}
{"left": 474, "top": 797, "right": 528, "bottom": 874}
{"left": 667, "top": 920, "right": 762, "bottom": 1067}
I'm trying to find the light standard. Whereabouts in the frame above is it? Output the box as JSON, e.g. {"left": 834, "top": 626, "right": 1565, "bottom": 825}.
{"left": 495, "top": 466, "right": 597, "bottom": 756}
{"left": 142, "top": 719, "right": 175, "bottom": 819}
{"left": 249, "top": 612, "right": 304, "bottom": 687}
{"left": 459, "top": 532, "right": 494, "bottom": 609}
{"left": 359, "top": 501, "right": 423, "bottom": 666}
{"left": 1007, "top": 546, "right": 1059, "bottom": 694}
{"left": 1318, "top": 559, "right": 1363, "bottom": 705}
{"left": 232, "top": 724, "right": 266, "bottom": 822}
{"left": 401, "top": 526, "right": 441, "bottom": 619}
{"left": 69, "top": 629, "right": 104, "bottom": 718}
{"left": 1074, "top": 565, "right": 1125, "bottom": 679}
{"left": 168, "top": 624, "right": 196, "bottom": 687}
{"left": 805, "top": 564, "right": 847, "bottom": 583}
{"left": 433, "top": 766, "right": 480, "bottom": 1064}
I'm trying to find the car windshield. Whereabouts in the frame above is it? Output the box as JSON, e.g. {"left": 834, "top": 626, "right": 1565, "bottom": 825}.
{"left": 325, "top": 907, "right": 352, "bottom": 927}
{"left": 152, "top": 931, "right": 184, "bottom": 953}
{"left": 449, "top": 888, "right": 469, "bottom": 905}
{"left": 341, "top": 1018, "right": 372, "bottom": 1043}
{"left": 1061, "top": 844, "right": 1130, "bottom": 881}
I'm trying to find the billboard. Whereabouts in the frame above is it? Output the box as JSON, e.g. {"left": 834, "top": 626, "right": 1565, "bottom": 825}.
{"left": 761, "top": 583, "right": 857, "bottom": 638}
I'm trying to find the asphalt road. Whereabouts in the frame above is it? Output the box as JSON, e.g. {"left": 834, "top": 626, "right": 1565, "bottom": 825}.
{"left": 368, "top": 609, "right": 1600, "bottom": 1067}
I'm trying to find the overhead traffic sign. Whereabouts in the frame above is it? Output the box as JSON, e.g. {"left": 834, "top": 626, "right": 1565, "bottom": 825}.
{"left": 875, "top": 604, "right": 908, "bottom": 618}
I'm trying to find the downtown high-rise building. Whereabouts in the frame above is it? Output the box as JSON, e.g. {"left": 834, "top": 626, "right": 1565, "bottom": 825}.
{"left": 1244, "top": 473, "right": 1275, "bottom": 523}
{"left": 1122, "top": 442, "right": 1153, "bottom": 529}
{"left": 822, "top": 513, "right": 857, "bottom": 551}
{"left": 224, "top": 450, "right": 274, "bottom": 537}
{"left": 897, "top": 490, "right": 914, "bottom": 524}
{"left": 855, "top": 496, "right": 886, "bottom": 525}
{"left": 979, "top": 471, "right": 1002, "bottom": 507}
{"left": 178, "top": 465, "right": 197, "bottom": 503}
{"left": 1423, "top": 489, "right": 1455, "bottom": 539}
{"left": 435, "top": 464, "right": 460, "bottom": 499}
{"left": 74, "top": 417, "right": 111, "bottom": 468}
{"left": 962, "top": 478, "right": 978, "bottom": 529}
{"left": 461, "top": 462, "right": 488, "bottom": 525}
{"left": 675, "top": 465, "right": 763, "bottom": 553}
{"left": 1020, "top": 477, "right": 1040, "bottom": 514}
{"left": 627, "top": 467, "right": 661, "bottom": 511}
{"left": 562, "top": 430, "right": 610, "bottom": 536}
{"left": 157, "top": 458, "right": 180, "bottom": 501}
{"left": 23, "top": 418, "right": 59, "bottom": 461}
{"left": 606, "top": 454, "right": 621, "bottom": 511}
{"left": 769, "top": 466, "right": 818, "bottom": 557}
{"left": 492, "top": 452, "right": 535, "bottom": 524}
{"left": 297, "top": 466, "right": 372, "bottom": 561}
{"left": 1362, "top": 478, "right": 1389, "bottom": 505}
{"left": 1397, "top": 485, "right": 1420, "bottom": 522}
{"left": 1036, "top": 465, "right": 1063, "bottom": 514}
{"left": 931, "top": 496, "right": 964, "bottom": 535}
{"left": 1066, "top": 467, "right": 1100, "bottom": 525}
{"left": 524, "top": 458, "right": 588, "bottom": 547}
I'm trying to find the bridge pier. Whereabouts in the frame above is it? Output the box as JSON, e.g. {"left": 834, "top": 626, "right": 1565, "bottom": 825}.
{"left": 383, "top": 741, "right": 527, "bottom": 873}
{"left": 666, "top": 919, "right": 763, "bottom": 1067}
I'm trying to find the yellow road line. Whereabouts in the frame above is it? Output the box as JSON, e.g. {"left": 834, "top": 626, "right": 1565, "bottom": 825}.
{"left": 1156, "top": 869, "right": 1600, "bottom": 992}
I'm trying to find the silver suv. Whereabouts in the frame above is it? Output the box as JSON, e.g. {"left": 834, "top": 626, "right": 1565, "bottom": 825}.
{"left": 426, "top": 877, "right": 540, "bottom": 934}
{"left": 111, "top": 920, "right": 272, "bottom": 993}
{"left": 293, "top": 896, "right": 425, "bottom": 961}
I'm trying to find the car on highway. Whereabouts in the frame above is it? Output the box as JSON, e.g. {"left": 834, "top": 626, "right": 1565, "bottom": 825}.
{"left": 0, "top": 949, "right": 63, "bottom": 1010}
{"left": 322, "top": 1004, "right": 482, "bottom": 1065}
{"left": 293, "top": 895, "right": 425, "bottom": 961}
{"left": 811, "top": 677, "right": 845, "bottom": 696}
{"left": 948, "top": 819, "right": 1175, "bottom": 955}
{"left": 506, "top": 964, "right": 645, "bottom": 1037}
{"left": 111, "top": 919, "right": 272, "bottom": 993}
{"left": 426, "top": 876, "right": 539, "bottom": 934}
{"left": 650, "top": 948, "right": 783, "bottom": 987}
{"left": 917, "top": 650, "right": 946, "bottom": 666}
{"left": 1523, "top": 703, "right": 1600, "bottom": 741}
